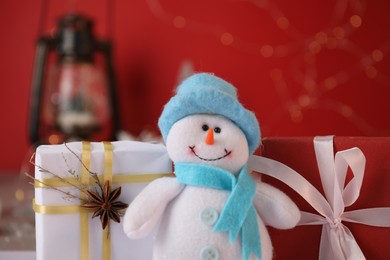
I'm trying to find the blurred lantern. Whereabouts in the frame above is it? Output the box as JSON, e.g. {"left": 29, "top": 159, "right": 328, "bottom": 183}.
{"left": 29, "top": 13, "right": 119, "bottom": 144}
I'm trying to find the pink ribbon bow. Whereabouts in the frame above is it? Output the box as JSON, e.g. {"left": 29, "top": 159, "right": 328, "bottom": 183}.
{"left": 249, "top": 136, "right": 390, "bottom": 260}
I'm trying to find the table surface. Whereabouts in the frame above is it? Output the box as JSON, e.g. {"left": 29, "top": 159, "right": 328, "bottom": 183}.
{"left": 0, "top": 251, "right": 36, "bottom": 260}
{"left": 0, "top": 173, "right": 36, "bottom": 252}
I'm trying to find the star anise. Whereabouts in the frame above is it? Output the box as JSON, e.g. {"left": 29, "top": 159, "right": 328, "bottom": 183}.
{"left": 81, "top": 181, "right": 128, "bottom": 229}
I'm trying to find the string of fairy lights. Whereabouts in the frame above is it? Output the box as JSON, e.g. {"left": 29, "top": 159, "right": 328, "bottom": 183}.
{"left": 146, "top": 0, "right": 390, "bottom": 135}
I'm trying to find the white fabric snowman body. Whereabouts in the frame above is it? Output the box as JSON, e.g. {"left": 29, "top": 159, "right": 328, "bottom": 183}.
{"left": 123, "top": 73, "right": 300, "bottom": 260}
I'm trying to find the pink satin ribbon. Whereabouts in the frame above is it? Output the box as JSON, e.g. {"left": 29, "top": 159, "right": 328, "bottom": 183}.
{"left": 248, "top": 136, "right": 390, "bottom": 260}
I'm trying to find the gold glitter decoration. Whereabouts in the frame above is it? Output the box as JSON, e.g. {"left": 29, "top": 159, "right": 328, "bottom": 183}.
{"left": 260, "top": 45, "right": 274, "bottom": 57}
{"left": 220, "top": 32, "right": 234, "bottom": 45}
{"left": 276, "top": 17, "right": 289, "bottom": 30}
{"left": 350, "top": 15, "right": 362, "bottom": 28}
{"left": 173, "top": 16, "right": 186, "bottom": 28}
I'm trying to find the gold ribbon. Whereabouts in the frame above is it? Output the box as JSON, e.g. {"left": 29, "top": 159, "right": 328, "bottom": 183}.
{"left": 33, "top": 142, "right": 172, "bottom": 260}
{"left": 33, "top": 199, "right": 90, "bottom": 214}
{"left": 102, "top": 142, "right": 112, "bottom": 260}
{"left": 81, "top": 141, "right": 91, "bottom": 260}
{"left": 34, "top": 173, "right": 172, "bottom": 188}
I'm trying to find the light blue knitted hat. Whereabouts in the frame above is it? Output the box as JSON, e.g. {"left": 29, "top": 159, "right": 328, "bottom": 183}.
{"left": 158, "top": 73, "right": 261, "bottom": 154}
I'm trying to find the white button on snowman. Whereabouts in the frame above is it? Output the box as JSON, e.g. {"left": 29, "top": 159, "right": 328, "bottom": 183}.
{"left": 200, "top": 207, "right": 219, "bottom": 226}
{"left": 124, "top": 73, "right": 300, "bottom": 260}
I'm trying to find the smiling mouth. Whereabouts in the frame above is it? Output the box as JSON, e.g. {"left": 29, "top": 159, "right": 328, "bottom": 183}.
{"left": 189, "top": 146, "right": 232, "bottom": 161}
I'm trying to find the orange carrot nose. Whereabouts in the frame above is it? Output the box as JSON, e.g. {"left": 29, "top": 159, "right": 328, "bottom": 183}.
{"left": 205, "top": 128, "right": 214, "bottom": 145}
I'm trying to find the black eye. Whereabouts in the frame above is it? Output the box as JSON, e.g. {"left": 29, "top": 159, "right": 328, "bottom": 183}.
{"left": 214, "top": 127, "right": 221, "bottom": 133}
{"left": 202, "top": 124, "right": 209, "bottom": 131}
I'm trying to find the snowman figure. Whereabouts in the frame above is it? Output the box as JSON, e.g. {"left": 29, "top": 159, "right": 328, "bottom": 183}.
{"left": 124, "top": 73, "right": 300, "bottom": 260}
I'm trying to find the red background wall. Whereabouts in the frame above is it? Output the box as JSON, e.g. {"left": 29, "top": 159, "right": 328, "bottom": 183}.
{"left": 0, "top": 0, "right": 389, "bottom": 173}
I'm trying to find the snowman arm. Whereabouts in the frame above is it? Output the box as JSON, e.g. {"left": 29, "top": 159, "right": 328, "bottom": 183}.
{"left": 123, "top": 177, "right": 184, "bottom": 239}
{"left": 253, "top": 182, "right": 301, "bottom": 229}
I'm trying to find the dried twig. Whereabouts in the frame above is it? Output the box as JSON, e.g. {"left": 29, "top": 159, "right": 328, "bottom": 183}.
{"left": 25, "top": 172, "right": 84, "bottom": 202}
{"left": 62, "top": 152, "right": 79, "bottom": 178}
{"left": 64, "top": 143, "right": 103, "bottom": 193}
{"left": 29, "top": 153, "right": 90, "bottom": 197}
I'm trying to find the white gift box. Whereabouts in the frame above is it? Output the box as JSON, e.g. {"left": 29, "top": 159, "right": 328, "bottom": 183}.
{"left": 34, "top": 141, "right": 172, "bottom": 260}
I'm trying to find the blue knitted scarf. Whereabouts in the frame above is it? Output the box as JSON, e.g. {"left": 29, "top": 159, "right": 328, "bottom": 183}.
{"left": 174, "top": 162, "right": 262, "bottom": 260}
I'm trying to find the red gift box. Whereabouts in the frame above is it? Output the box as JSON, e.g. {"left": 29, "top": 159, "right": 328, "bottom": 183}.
{"left": 254, "top": 136, "right": 390, "bottom": 260}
